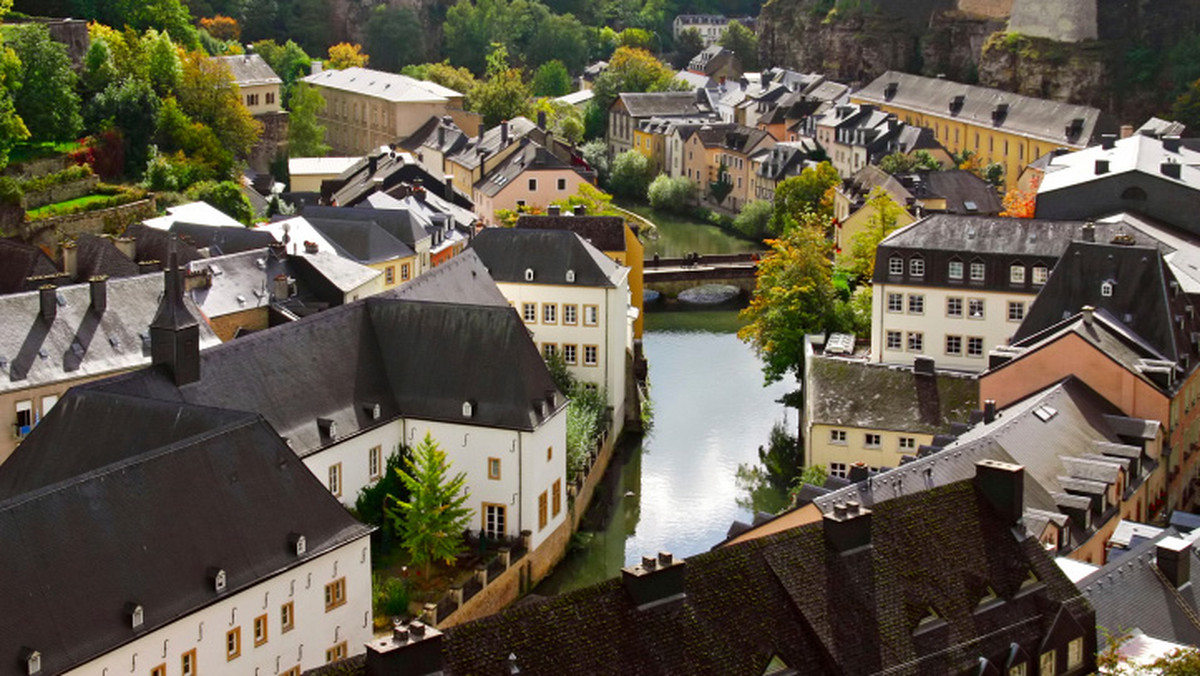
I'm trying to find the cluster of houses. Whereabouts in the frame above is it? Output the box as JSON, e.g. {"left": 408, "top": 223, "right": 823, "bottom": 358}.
{"left": 6, "top": 28, "right": 1200, "bottom": 674}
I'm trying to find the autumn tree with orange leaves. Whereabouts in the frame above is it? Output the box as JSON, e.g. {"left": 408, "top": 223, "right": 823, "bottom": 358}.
{"left": 1001, "top": 174, "right": 1040, "bottom": 218}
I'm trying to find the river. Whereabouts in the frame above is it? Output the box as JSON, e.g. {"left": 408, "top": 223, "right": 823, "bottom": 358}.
{"left": 535, "top": 206, "right": 788, "bottom": 595}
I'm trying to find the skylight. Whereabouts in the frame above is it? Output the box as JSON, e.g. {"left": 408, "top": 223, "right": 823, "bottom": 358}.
{"left": 1033, "top": 406, "right": 1058, "bottom": 422}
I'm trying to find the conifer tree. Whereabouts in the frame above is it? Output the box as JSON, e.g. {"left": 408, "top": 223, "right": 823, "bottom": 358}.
{"left": 388, "top": 433, "right": 473, "bottom": 576}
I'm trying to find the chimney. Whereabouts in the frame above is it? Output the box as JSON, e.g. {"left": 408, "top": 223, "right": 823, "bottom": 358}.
{"left": 1162, "top": 162, "right": 1182, "bottom": 179}
{"left": 1100, "top": 134, "right": 1117, "bottom": 150}
{"left": 548, "top": 204, "right": 561, "bottom": 216}
{"left": 437, "top": 124, "right": 446, "bottom": 148}
{"left": 413, "top": 178, "right": 426, "bottom": 202}
{"left": 1082, "top": 305, "right": 1095, "bottom": 326}
{"left": 311, "top": 60, "right": 323, "bottom": 75}
{"left": 500, "top": 120, "right": 510, "bottom": 146}
{"left": 1095, "top": 159, "right": 1109, "bottom": 175}
{"left": 89, "top": 276, "right": 107, "bottom": 314}
{"left": 1082, "top": 222, "right": 1095, "bottom": 242}
{"left": 114, "top": 236, "right": 136, "bottom": 260}
{"left": 368, "top": 154, "right": 378, "bottom": 175}
{"left": 1157, "top": 537, "right": 1192, "bottom": 588}
{"left": 621, "top": 552, "right": 686, "bottom": 609}
{"left": 149, "top": 237, "right": 201, "bottom": 386}
{"left": 983, "top": 399, "right": 996, "bottom": 424}
{"left": 823, "top": 500, "right": 872, "bottom": 553}
{"left": 273, "top": 274, "right": 289, "bottom": 300}
{"left": 61, "top": 241, "right": 78, "bottom": 278}
{"left": 974, "top": 459, "right": 1024, "bottom": 525}
{"left": 38, "top": 285, "right": 57, "bottom": 324}
{"left": 1120, "top": 124, "right": 1134, "bottom": 139}
{"left": 884, "top": 81, "right": 898, "bottom": 100}
{"left": 304, "top": 241, "right": 319, "bottom": 254}
{"left": 573, "top": 205, "right": 586, "bottom": 216}
{"left": 912, "top": 356, "right": 935, "bottom": 376}
{"left": 537, "top": 109, "right": 547, "bottom": 130}
{"left": 365, "top": 620, "right": 444, "bottom": 676}
{"left": 443, "top": 174, "right": 455, "bottom": 201}
{"left": 1164, "top": 136, "right": 1182, "bottom": 153}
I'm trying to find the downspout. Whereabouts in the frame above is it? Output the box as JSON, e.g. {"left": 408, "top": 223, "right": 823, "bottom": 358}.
{"left": 516, "top": 432, "right": 523, "bottom": 538}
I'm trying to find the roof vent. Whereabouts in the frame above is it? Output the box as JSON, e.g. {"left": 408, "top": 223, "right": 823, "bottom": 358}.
{"left": 949, "top": 94, "right": 965, "bottom": 113}
{"left": 524, "top": 268, "right": 534, "bottom": 282}
{"left": 209, "top": 567, "right": 227, "bottom": 593}
{"left": 991, "top": 102, "right": 1009, "bottom": 124}
{"left": 462, "top": 400, "right": 475, "bottom": 418}
{"left": 1101, "top": 134, "right": 1117, "bottom": 150}
{"left": 1095, "top": 159, "right": 1109, "bottom": 175}
{"left": 884, "top": 81, "right": 898, "bottom": 100}
{"left": 566, "top": 269, "right": 576, "bottom": 283}
{"left": 1065, "top": 117, "right": 1085, "bottom": 139}
{"left": 318, "top": 418, "right": 337, "bottom": 440}
{"left": 20, "top": 649, "right": 40, "bottom": 675}
{"left": 125, "top": 603, "right": 144, "bottom": 630}
{"left": 289, "top": 533, "right": 307, "bottom": 557}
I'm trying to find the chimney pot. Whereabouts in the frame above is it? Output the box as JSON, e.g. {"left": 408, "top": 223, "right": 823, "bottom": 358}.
{"left": 1082, "top": 222, "right": 1096, "bottom": 242}
{"left": 39, "top": 285, "right": 57, "bottom": 324}
{"left": 548, "top": 204, "right": 561, "bottom": 216}
{"left": 983, "top": 400, "right": 996, "bottom": 424}
{"left": 501, "top": 120, "right": 510, "bottom": 146}
{"left": 1082, "top": 305, "right": 1095, "bottom": 326}
{"left": 621, "top": 553, "right": 686, "bottom": 609}
{"left": 537, "top": 109, "right": 547, "bottom": 130}
{"left": 823, "top": 501, "right": 872, "bottom": 553}
{"left": 1101, "top": 134, "right": 1117, "bottom": 150}
{"left": 410, "top": 621, "right": 426, "bottom": 638}
{"left": 642, "top": 555, "right": 657, "bottom": 570}
{"left": 658, "top": 551, "right": 673, "bottom": 566}
{"left": 1120, "top": 124, "right": 1134, "bottom": 139}
{"left": 1162, "top": 162, "right": 1182, "bottom": 179}
{"left": 61, "top": 241, "right": 78, "bottom": 278}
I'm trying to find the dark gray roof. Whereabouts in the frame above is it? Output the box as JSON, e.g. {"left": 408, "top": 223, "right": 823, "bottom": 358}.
{"left": 382, "top": 249, "right": 508, "bottom": 306}
{"left": 0, "top": 238, "right": 60, "bottom": 294}
{"left": 186, "top": 248, "right": 287, "bottom": 318}
{"left": 617, "top": 91, "right": 713, "bottom": 119}
{"left": 440, "top": 478, "right": 1093, "bottom": 675}
{"left": 904, "top": 170, "right": 1004, "bottom": 215}
{"left": 692, "top": 124, "right": 772, "bottom": 154}
{"left": 854, "top": 71, "right": 1102, "bottom": 147}
{"left": 305, "top": 215, "right": 416, "bottom": 264}
{"left": 304, "top": 204, "right": 430, "bottom": 250}
{"left": 170, "top": 221, "right": 278, "bottom": 256}
{"left": 446, "top": 117, "right": 539, "bottom": 172}
{"left": 1014, "top": 241, "right": 1199, "bottom": 365}
{"left": 0, "top": 392, "right": 369, "bottom": 676}
{"left": 0, "top": 273, "right": 220, "bottom": 396}
{"left": 807, "top": 356, "right": 978, "bottom": 435}
{"left": 879, "top": 214, "right": 1091, "bottom": 256}
{"left": 212, "top": 53, "right": 282, "bottom": 86}
{"left": 87, "top": 297, "right": 563, "bottom": 456}
{"left": 329, "top": 150, "right": 450, "bottom": 208}
{"left": 401, "top": 114, "right": 470, "bottom": 156}
{"left": 122, "top": 223, "right": 205, "bottom": 267}
{"left": 72, "top": 234, "right": 139, "bottom": 280}
{"left": 470, "top": 228, "right": 621, "bottom": 288}
{"left": 475, "top": 140, "right": 578, "bottom": 198}
{"left": 1079, "top": 531, "right": 1200, "bottom": 646}
{"left": 515, "top": 214, "right": 631, "bottom": 252}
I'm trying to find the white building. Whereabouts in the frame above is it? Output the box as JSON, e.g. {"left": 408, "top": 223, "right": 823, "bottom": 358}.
{"left": 470, "top": 228, "right": 634, "bottom": 436}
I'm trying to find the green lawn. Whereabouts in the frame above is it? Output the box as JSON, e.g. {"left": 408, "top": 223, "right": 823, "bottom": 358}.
{"left": 26, "top": 194, "right": 115, "bottom": 219}
{"left": 8, "top": 141, "right": 84, "bottom": 166}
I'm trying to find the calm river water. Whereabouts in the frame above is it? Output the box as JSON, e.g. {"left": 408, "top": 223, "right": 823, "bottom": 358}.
{"left": 535, "top": 309, "right": 794, "bottom": 595}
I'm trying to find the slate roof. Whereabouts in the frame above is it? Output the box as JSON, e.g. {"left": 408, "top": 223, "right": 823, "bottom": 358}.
{"left": 903, "top": 170, "right": 1004, "bottom": 215}
{"left": 141, "top": 201, "right": 243, "bottom": 230}
{"left": 475, "top": 140, "right": 579, "bottom": 198}
{"left": 401, "top": 115, "right": 470, "bottom": 156}
{"left": 470, "top": 228, "right": 622, "bottom": 288}
{"left": 302, "top": 66, "right": 461, "bottom": 103}
{"left": 806, "top": 356, "right": 978, "bottom": 435}
{"left": 293, "top": 250, "right": 382, "bottom": 294}
{"left": 86, "top": 297, "right": 563, "bottom": 456}
{"left": 0, "top": 394, "right": 370, "bottom": 676}
{"left": 691, "top": 124, "right": 772, "bottom": 154}
{"left": 446, "top": 117, "right": 539, "bottom": 172}
{"left": 122, "top": 223, "right": 205, "bottom": 267}
{"left": 0, "top": 274, "right": 220, "bottom": 396}
{"left": 854, "top": 71, "right": 1102, "bottom": 147}
{"left": 1079, "top": 531, "right": 1200, "bottom": 646}
{"left": 303, "top": 204, "right": 431, "bottom": 251}
{"left": 1039, "top": 134, "right": 1200, "bottom": 194}
{"left": 170, "top": 221, "right": 278, "bottom": 256}
{"left": 186, "top": 248, "right": 288, "bottom": 318}
{"left": 382, "top": 249, "right": 507, "bottom": 307}
{"left": 618, "top": 91, "right": 713, "bottom": 119}
{"left": 438, "top": 478, "right": 1093, "bottom": 675}
{"left": 879, "top": 214, "right": 1096, "bottom": 256}
{"left": 71, "top": 234, "right": 139, "bottom": 280}
{"left": 515, "top": 214, "right": 630, "bottom": 252}
{"left": 305, "top": 215, "right": 416, "bottom": 264}
{"left": 1013, "top": 241, "right": 1198, "bottom": 365}
{"left": 0, "top": 238, "right": 59, "bottom": 295}
{"left": 328, "top": 149, "right": 451, "bottom": 207}
{"left": 212, "top": 53, "right": 282, "bottom": 86}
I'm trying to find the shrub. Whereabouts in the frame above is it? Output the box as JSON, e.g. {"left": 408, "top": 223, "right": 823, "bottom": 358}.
{"left": 566, "top": 384, "right": 607, "bottom": 480}
{"left": 608, "top": 150, "right": 654, "bottom": 199}
{"left": 372, "top": 574, "right": 411, "bottom": 619}
{"left": 646, "top": 174, "right": 696, "bottom": 214}
{"left": 732, "top": 199, "right": 773, "bottom": 239}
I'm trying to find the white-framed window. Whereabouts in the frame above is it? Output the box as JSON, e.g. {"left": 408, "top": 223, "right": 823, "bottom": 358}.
{"left": 907, "top": 332, "right": 924, "bottom": 352}
{"left": 830, "top": 429, "right": 847, "bottom": 444}
{"left": 1101, "top": 281, "right": 1113, "bottom": 297}
{"left": 254, "top": 614, "right": 268, "bottom": 647}
{"left": 946, "top": 335, "right": 962, "bottom": 355}
{"left": 947, "top": 297, "right": 963, "bottom": 317}
{"left": 909, "top": 257, "right": 925, "bottom": 277}
{"left": 885, "top": 331, "right": 902, "bottom": 350}
{"left": 1067, "top": 638, "right": 1083, "bottom": 669}
{"left": 522, "top": 303, "right": 537, "bottom": 322}
{"left": 1008, "top": 301, "right": 1025, "bottom": 321}
{"left": 14, "top": 399, "right": 33, "bottom": 438}
{"left": 888, "top": 256, "right": 903, "bottom": 275}
{"left": 369, "top": 445, "right": 382, "bottom": 480}
{"left": 899, "top": 437, "right": 915, "bottom": 450}
{"left": 829, "top": 462, "right": 848, "bottom": 478}
{"left": 563, "top": 344, "right": 577, "bottom": 364}
{"left": 968, "top": 298, "right": 985, "bottom": 319}
{"left": 948, "top": 260, "right": 963, "bottom": 280}
{"left": 864, "top": 433, "right": 881, "bottom": 448}
{"left": 1010, "top": 264, "right": 1026, "bottom": 284}
{"left": 584, "top": 305, "right": 599, "bottom": 325}
{"left": 483, "top": 503, "right": 506, "bottom": 539}
{"left": 967, "top": 337, "right": 984, "bottom": 357}
{"left": 543, "top": 303, "right": 557, "bottom": 324}
{"left": 887, "top": 293, "right": 903, "bottom": 312}
{"left": 908, "top": 294, "right": 924, "bottom": 314}
{"left": 1032, "top": 265, "right": 1048, "bottom": 284}
{"left": 970, "top": 261, "right": 985, "bottom": 281}
{"left": 563, "top": 304, "right": 577, "bottom": 324}
{"left": 584, "top": 345, "right": 598, "bottom": 366}
{"left": 328, "top": 463, "right": 342, "bottom": 497}
{"left": 542, "top": 343, "right": 557, "bottom": 359}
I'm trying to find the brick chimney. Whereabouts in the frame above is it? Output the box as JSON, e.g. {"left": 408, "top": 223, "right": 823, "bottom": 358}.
{"left": 974, "top": 459, "right": 1024, "bottom": 525}
{"left": 621, "top": 552, "right": 686, "bottom": 609}
{"left": 1157, "top": 537, "right": 1191, "bottom": 588}
{"left": 365, "top": 620, "right": 444, "bottom": 676}
{"left": 823, "top": 500, "right": 872, "bottom": 553}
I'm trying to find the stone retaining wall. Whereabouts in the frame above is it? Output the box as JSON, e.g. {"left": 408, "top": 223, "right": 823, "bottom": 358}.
{"left": 22, "top": 176, "right": 99, "bottom": 210}
{"left": 27, "top": 197, "right": 156, "bottom": 248}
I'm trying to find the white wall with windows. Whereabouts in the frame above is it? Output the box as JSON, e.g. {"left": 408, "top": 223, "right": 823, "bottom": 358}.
{"left": 65, "top": 534, "right": 373, "bottom": 676}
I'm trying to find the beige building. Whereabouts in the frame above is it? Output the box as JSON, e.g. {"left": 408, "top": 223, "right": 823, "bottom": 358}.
{"left": 301, "top": 66, "right": 480, "bottom": 156}
{"left": 287, "top": 156, "right": 362, "bottom": 192}
{"left": 214, "top": 53, "right": 288, "bottom": 172}
{"left": 682, "top": 124, "right": 775, "bottom": 212}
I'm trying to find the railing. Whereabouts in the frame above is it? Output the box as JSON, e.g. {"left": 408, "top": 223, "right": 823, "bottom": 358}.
{"left": 422, "top": 532, "right": 528, "bottom": 626}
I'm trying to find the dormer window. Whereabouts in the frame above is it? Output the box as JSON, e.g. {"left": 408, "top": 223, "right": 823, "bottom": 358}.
{"left": 126, "top": 603, "right": 144, "bottom": 629}
{"left": 1101, "top": 281, "right": 1114, "bottom": 297}
{"left": 289, "top": 532, "right": 307, "bottom": 556}
{"left": 888, "top": 256, "right": 903, "bottom": 276}
{"left": 462, "top": 400, "right": 474, "bottom": 418}
{"left": 524, "top": 268, "right": 535, "bottom": 282}
{"left": 21, "top": 649, "right": 40, "bottom": 675}
{"left": 948, "top": 260, "right": 963, "bottom": 280}
{"left": 318, "top": 418, "right": 337, "bottom": 440}
{"left": 210, "top": 568, "right": 227, "bottom": 593}
{"left": 1010, "top": 264, "right": 1025, "bottom": 285}
{"left": 909, "top": 257, "right": 925, "bottom": 277}
{"left": 566, "top": 269, "right": 576, "bottom": 283}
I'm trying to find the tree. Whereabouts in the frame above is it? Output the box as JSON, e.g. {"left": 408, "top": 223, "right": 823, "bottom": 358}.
{"left": 387, "top": 433, "right": 473, "bottom": 576}
{"left": 145, "top": 29, "right": 182, "bottom": 97}
{"left": 647, "top": 173, "right": 696, "bottom": 213}
{"left": 403, "top": 61, "right": 478, "bottom": 106}
{"left": 326, "top": 42, "right": 368, "bottom": 70}
{"left": 177, "top": 50, "right": 261, "bottom": 162}
{"left": 608, "top": 149, "right": 654, "bottom": 198}
{"left": 718, "top": 20, "right": 758, "bottom": 70}
{"left": 1098, "top": 629, "right": 1200, "bottom": 674}
{"left": 769, "top": 162, "right": 839, "bottom": 234}
{"left": 0, "top": 35, "right": 28, "bottom": 170}
{"left": 532, "top": 97, "right": 584, "bottom": 143}
{"left": 738, "top": 216, "right": 849, "bottom": 383}
{"left": 470, "top": 44, "right": 532, "bottom": 128}
{"left": 591, "top": 46, "right": 686, "bottom": 112}
{"left": 616, "top": 27, "right": 654, "bottom": 50}
{"left": 844, "top": 187, "right": 905, "bottom": 281}
{"left": 354, "top": 447, "right": 413, "bottom": 551}
{"left": 878, "top": 149, "right": 941, "bottom": 174}
{"left": 81, "top": 35, "right": 119, "bottom": 96}
{"left": 199, "top": 14, "right": 240, "bottom": 40}
{"left": 579, "top": 139, "right": 609, "bottom": 181}
{"left": 253, "top": 39, "right": 312, "bottom": 105}
{"left": 364, "top": 6, "right": 423, "bottom": 73}
{"left": 525, "top": 12, "right": 589, "bottom": 73}
{"left": 732, "top": 199, "right": 773, "bottom": 240}
{"left": 672, "top": 27, "right": 705, "bottom": 69}
{"left": 532, "top": 60, "right": 571, "bottom": 97}
{"left": 287, "top": 82, "right": 329, "bottom": 157}
{"left": 709, "top": 162, "right": 734, "bottom": 205}
{"left": 86, "top": 78, "right": 162, "bottom": 176}
{"left": 8, "top": 24, "right": 81, "bottom": 142}
{"left": 1171, "top": 78, "right": 1200, "bottom": 131}
{"left": 187, "top": 180, "right": 254, "bottom": 224}
{"left": 156, "top": 96, "right": 231, "bottom": 176}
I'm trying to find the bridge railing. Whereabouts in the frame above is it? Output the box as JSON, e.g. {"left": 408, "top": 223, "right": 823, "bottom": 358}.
{"left": 645, "top": 252, "right": 762, "bottom": 268}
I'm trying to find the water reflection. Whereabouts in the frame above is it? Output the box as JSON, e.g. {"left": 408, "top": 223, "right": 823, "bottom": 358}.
{"left": 535, "top": 310, "right": 793, "bottom": 595}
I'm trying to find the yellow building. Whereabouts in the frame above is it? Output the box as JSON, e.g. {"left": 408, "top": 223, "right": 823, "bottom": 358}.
{"left": 851, "top": 71, "right": 1101, "bottom": 191}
